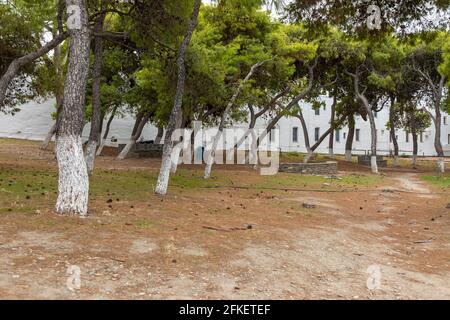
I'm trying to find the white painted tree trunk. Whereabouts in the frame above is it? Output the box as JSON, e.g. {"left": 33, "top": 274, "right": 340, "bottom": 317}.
{"left": 117, "top": 138, "right": 135, "bottom": 160}
{"left": 328, "top": 148, "right": 334, "bottom": 159}
{"left": 303, "top": 150, "right": 313, "bottom": 163}
{"left": 155, "top": 0, "right": 201, "bottom": 196}
{"left": 155, "top": 153, "right": 172, "bottom": 195}
{"left": 393, "top": 156, "right": 399, "bottom": 167}
{"left": 437, "top": 157, "right": 445, "bottom": 173}
{"left": 55, "top": 135, "right": 89, "bottom": 216}
{"left": 96, "top": 138, "right": 106, "bottom": 156}
{"left": 170, "top": 143, "right": 182, "bottom": 173}
{"left": 345, "top": 150, "right": 352, "bottom": 162}
{"left": 412, "top": 155, "right": 417, "bottom": 168}
{"left": 204, "top": 155, "right": 214, "bottom": 179}
{"left": 371, "top": 156, "right": 379, "bottom": 174}
{"left": 84, "top": 140, "right": 98, "bottom": 175}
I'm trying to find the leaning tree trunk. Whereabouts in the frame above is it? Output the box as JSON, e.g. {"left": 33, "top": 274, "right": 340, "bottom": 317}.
{"left": 116, "top": 111, "right": 151, "bottom": 160}
{"left": 0, "top": 33, "right": 68, "bottom": 107}
{"left": 345, "top": 114, "right": 355, "bottom": 162}
{"left": 155, "top": 0, "right": 201, "bottom": 195}
{"left": 349, "top": 71, "right": 378, "bottom": 174}
{"left": 296, "top": 110, "right": 313, "bottom": 163}
{"left": 85, "top": 7, "right": 105, "bottom": 175}
{"left": 55, "top": 0, "right": 91, "bottom": 216}
{"left": 170, "top": 117, "right": 186, "bottom": 174}
{"left": 97, "top": 106, "right": 117, "bottom": 156}
{"left": 204, "top": 60, "right": 269, "bottom": 179}
{"left": 389, "top": 98, "right": 399, "bottom": 167}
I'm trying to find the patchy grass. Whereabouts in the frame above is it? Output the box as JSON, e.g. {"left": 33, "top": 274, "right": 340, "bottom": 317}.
{"left": 252, "top": 173, "right": 382, "bottom": 190}
{"left": 421, "top": 174, "right": 450, "bottom": 188}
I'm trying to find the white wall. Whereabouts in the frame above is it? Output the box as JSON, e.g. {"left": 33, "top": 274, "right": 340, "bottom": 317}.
{"left": 1, "top": 98, "right": 449, "bottom": 156}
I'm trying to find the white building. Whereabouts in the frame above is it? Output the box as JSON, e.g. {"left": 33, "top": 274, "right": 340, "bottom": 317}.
{"left": 1, "top": 98, "right": 450, "bottom": 157}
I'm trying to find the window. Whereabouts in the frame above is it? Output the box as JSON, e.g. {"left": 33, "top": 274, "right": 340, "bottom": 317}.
{"left": 355, "top": 129, "right": 360, "bottom": 142}
{"left": 374, "top": 111, "right": 378, "bottom": 118}
{"left": 315, "top": 127, "right": 320, "bottom": 141}
{"left": 292, "top": 127, "right": 298, "bottom": 143}
{"left": 343, "top": 132, "right": 347, "bottom": 140}
{"left": 448, "top": 134, "right": 450, "bottom": 145}
{"left": 444, "top": 117, "right": 448, "bottom": 125}
{"left": 315, "top": 108, "right": 320, "bottom": 116}
{"left": 406, "top": 132, "right": 409, "bottom": 143}
{"left": 269, "top": 130, "right": 273, "bottom": 142}
{"left": 335, "top": 129, "right": 340, "bottom": 142}
{"left": 420, "top": 133, "right": 423, "bottom": 143}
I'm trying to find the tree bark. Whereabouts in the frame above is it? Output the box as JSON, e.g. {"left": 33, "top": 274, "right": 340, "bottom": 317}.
{"left": 411, "top": 116, "right": 418, "bottom": 169}
{"left": 55, "top": 0, "right": 90, "bottom": 216}
{"left": 328, "top": 92, "right": 337, "bottom": 159}
{"left": 345, "top": 114, "right": 355, "bottom": 162}
{"left": 155, "top": 0, "right": 201, "bottom": 195}
{"left": 116, "top": 111, "right": 151, "bottom": 160}
{"left": 389, "top": 96, "right": 399, "bottom": 167}
{"left": 96, "top": 106, "right": 117, "bottom": 156}
{"left": 204, "top": 60, "right": 269, "bottom": 179}
{"left": 433, "top": 76, "right": 446, "bottom": 173}
{"left": 0, "top": 32, "right": 69, "bottom": 108}
{"left": 85, "top": 5, "right": 106, "bottom": 175}
{"left": 155, "top": 126, "right": 164, "bottom": 144}
{"left": 347, "top": 70, "right": 378, "bottom": 173}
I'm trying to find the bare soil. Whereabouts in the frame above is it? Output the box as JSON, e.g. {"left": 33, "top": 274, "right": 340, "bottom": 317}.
{"left": 0, "top": 139, "right": 449, "bottom": 299}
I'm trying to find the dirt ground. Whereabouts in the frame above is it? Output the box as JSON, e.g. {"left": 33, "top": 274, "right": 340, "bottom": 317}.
{"left": 0, "top": 139, "right": 449, "bottom": 300}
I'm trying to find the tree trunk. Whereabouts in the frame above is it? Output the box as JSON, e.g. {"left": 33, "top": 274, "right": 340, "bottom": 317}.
{"left": 411, "top": 117, "right": 418, "bottom": 169}
{"left": 367, "top": 109, "right": 378, "bottom": 173}
{"left": 155, "top": 126, "right": 164, "bottom": 144}
{"left": 155, "top": 0, "right": 201, "bottom": 195}
{"left": 85, "top": 6, "right": 105, "bottom": 175}
{"left": 96, "top": 106, "right": 117, "bottom": 156}
{"left": 389, "top": 97, "right": 399, "bottom": 167}
{"left": 349, "top": 71, "right": 378, "bottom": 173}
{"left": 296, "top": 110, "right": 312, "bottom": 163}
{"left": 434, "top": 104, "right": 445, "bottom": 173}
{"left": 204, "top": 60, "right": 268, "bottom": 179}
{"left": 257, "top": 58, "right": 317, "bottom": 146}
{"left": 116, "top": 111, "right": 151, "bottom": 160}
{"left": 55, "top": 0, "right": 90, "bottom": 216}
{"left": 328, "top": 93, "right": 336, "bottom": 159}
{"left": 40, "top": 29, "right": 65, "bottom": 151}
{"left": 345, "top": 114, "right": 355, "bottom": 162}
{"left": 0, "top": 33, "right": 69, "bottom": 108}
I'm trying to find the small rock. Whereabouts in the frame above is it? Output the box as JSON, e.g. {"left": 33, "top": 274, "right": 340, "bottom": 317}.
{"left": 303, "top": 203, "right": 316, "bottom": 209}
{"left": 446, "top": 203, "right": 450, "bottom": 209}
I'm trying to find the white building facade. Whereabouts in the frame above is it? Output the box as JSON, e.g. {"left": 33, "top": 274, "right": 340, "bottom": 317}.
{"left": 1, "top": 98, "right": 450, "bottom": 157}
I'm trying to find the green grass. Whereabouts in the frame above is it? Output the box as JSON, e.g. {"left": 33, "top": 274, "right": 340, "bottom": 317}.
{"left": 253, "top": 173, "right": 382, "bottom": 190}
{"left": 421, "top": 175, "right": 450, "bottom": 188}
{"left": 0, "top": 161, "right": 383, "bottom": 215}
